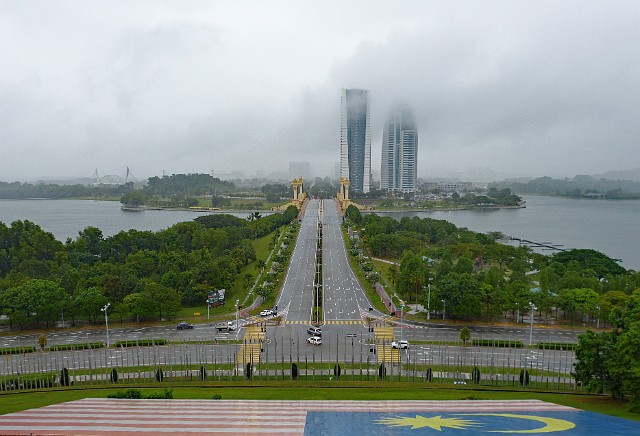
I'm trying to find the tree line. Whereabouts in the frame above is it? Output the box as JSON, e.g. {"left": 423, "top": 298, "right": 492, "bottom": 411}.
{"left": 0, "top": 206, "right": 298, "bottom": 329}
{"left": 345, "top": 205, "right": 639, "bottom": 324}
{"left": 492, "top": 175, "right": 640, "bottom": 199}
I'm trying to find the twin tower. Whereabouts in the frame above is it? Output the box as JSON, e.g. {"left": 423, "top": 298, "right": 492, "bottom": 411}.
{"left": 340, "top": 89, "right": 418, "bottom": 194}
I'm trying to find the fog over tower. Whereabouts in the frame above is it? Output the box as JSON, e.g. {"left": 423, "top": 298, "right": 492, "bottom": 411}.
{"left": 340, "top": 89, "right": 371, "bottom": 194}
{"left": 380, "top": 104, "right": 418, "bottom": 193}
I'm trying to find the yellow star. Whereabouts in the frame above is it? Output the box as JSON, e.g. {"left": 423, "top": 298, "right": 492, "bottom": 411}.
{"left": 377, "top": 415, "right": 480, "bottom": 430}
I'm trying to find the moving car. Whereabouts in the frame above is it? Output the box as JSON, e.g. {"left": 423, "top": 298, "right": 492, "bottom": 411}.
{"left": 307, "top": 336, "right": 322, "bottom": 345}
{"left": 391, "top": 340, "right": 409, "bottom": 349}
{"left": 260, "top": 309, "right": 274, "bottom": 317}
{"left": 307, "top": 326, "right": 322, "bottom": 336}
{"left": 177, "top": 321, "right": 194, "bottom": 330}
{"left": 215, "top": 321, "right": 237, "bottom": 332}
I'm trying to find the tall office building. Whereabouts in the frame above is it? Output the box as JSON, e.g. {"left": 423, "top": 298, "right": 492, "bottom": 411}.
{"left": 380, "top": 105, "right": 418, "bottom": 193}
{"left": 340, "top": 89, "right": 371, "bottom": 194}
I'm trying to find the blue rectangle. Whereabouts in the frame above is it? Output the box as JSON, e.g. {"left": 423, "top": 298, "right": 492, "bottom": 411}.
{"left": 304, "top": 410, "right": 640, "bottom": 435}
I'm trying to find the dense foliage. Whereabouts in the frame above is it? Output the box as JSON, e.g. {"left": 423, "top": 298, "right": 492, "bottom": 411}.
{"left": 0, "top": 206, "right": 299, "bottom": 329}
{"left": 0, "top": 180, "right": 132, "bottom": 199}
{"left": 574, "top": 290, "right": 640, "bottom": 411}
{"left": 144, "top": 174, "right": 234, "bottom": 197}
{"left": 345, "top": 212, "right": 639, "bottom": 325}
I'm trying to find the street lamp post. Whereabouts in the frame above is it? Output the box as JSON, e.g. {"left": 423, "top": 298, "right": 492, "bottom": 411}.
{"left": 596, "top": 305, "right": 601, "bottom": 329}
{"left": 235, "top": 299, "right": 240, "bottom": 329}
{"left": 399, "top": 300, "right": 405, "bottom": 343}
{"left": 427, "top": 281, "right": 432, "bottom": 320}
{"left": 442, "top": 299, "right": 446, "bottom": 321}
{"left": 529, "top": 302, "right": 536, "bottom": 345}
{"left": 101, "top": 303, "right": 111, "bottom": 348}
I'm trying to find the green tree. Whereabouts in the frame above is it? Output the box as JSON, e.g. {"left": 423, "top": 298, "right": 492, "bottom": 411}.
{"left": 574, "top": 330, "right": 619, "bottom": 396}
{"left": 0, "top": 279, "right": 69, "bottom": 328}
{"left": 73, "top": 287, "right": 108, "bottom": 324}
{"left": 460, "top": 327, "right": 471, "bottom": 345}
{"left": 120, "top": 191, "right": 146, "bottom": 207}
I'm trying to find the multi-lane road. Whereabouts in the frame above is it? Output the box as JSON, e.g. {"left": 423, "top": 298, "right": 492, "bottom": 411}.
{"left": 0, "top": 198, "right": 581, "bottom": 376}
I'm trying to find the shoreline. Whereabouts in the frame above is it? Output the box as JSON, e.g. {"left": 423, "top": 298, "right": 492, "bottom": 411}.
{"left": 362, "top": 204, "right": 526, "bottom": 213}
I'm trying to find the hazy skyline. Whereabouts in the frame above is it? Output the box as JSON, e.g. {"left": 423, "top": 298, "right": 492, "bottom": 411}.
{"left": 1, "top": 1, "right": 638, "bottom": 183}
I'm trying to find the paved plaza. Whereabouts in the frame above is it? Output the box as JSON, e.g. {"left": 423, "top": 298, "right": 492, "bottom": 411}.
{"left": 0, "top": 399, "right": 637, "bottom": 435}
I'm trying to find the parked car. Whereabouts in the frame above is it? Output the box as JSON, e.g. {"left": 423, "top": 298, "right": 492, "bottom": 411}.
{"left": 177, "top": 321, "right": 194, "bottom": 330}
{"left": 260, "top": 309, "right": 274, "bottom": 317}
{"left": 307, "top": 326, "right": 322, "bottom": 336}
{"left": 391, "top": 340, "right": 409, "bottom": 349}
{"left": 307, "top": 336, "right": 322, "bottom": 345}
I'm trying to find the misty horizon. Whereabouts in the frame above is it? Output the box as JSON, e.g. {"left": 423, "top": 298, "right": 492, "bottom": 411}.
{"left": 1, "top": 1, "right": 638, "bottom": 183}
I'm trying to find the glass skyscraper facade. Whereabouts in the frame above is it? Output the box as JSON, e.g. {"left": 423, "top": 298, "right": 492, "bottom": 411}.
{"left": 380, "top": 105, "right": 418, "bottom": 193}
{"left": 340, "top": 89, "right": 371, "bottom": 194}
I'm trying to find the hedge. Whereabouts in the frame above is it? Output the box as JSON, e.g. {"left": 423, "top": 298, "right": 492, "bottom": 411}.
{"left": 49, "top": 342, "right": 104, "bottom": 351}
{"left": 536, "top": 342, "right": 576, "bottom": 351}
{"left": 0, "top": 346, "right": 36, "bottom": 355}
{"left": 114, "top": 339, "right": 167, "bottom": 348}
{"left": 472, "top": 339, "right": 525, "bottom": 348}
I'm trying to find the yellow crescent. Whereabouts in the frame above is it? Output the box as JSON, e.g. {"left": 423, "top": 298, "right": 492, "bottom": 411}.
{"left": 459, "top": 413, "right": 576, "bottom": 433}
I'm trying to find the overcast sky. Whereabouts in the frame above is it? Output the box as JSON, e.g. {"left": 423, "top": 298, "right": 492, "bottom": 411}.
{"left": 1, "top": 1, "right": 638, "bottom": 183}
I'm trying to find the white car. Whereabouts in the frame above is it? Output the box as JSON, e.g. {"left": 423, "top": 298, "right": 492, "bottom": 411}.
{"left": 259, "top": 309, "right": 274, "bottom": 317}
{"left": 392, "top": 340, "right": 409, "bottom": 349}
{"left": 307, "top": 336, "right": 322, "bottom": 345}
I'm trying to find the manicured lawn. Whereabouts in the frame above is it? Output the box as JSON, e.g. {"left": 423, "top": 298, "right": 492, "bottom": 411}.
{"left": 1, "top": 382, "right": 637, "bottom": 421}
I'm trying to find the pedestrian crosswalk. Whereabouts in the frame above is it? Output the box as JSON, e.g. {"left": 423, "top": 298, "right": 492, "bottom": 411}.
{"left": 284, "top": 320, "right": 364, "bottom": 325}
{"left": 372, "top": 326, "right": 400, "bottom": 363}
{"left": 237, "top": 325, "right": 264, "bottom": 365}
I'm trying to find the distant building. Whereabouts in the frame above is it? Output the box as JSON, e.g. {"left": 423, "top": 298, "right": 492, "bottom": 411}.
{"left": 340, "top": 89, "right": 371, "bottom": 194}
{"left": 380, "top": 105, "right": 418, "bottom": 193}
{"left": 423, "top": 182, "right": 474, "bottom": 192}
{"left": 289, "top": 161, "right": 311, "bottom": 180}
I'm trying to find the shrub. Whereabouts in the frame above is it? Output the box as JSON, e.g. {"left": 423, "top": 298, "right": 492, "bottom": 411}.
{"left": 110, "top": 368, "right": 118, "bottom": 383}
{"left": 291, "top": 363, "right": 298, "bottom": 380}
{"left": 212, "top": 394, "right": 223, "bottom": 400}
{"left": 333, "top": 364, "right": 341, "bottom": 379}
{"left": 146, "top": 388, "right": 173, "bottom": 399}
{"left": 471, "top": 366, "right": 481, "bottom": 384}
{"left": 378, "top": 364, "right": 386, "bottom": 379}
{"left": 60, "top": 367, "right": 70, "bottom": 386}
{"left": 108, "top": 389, "right": 142, "bottom": 399}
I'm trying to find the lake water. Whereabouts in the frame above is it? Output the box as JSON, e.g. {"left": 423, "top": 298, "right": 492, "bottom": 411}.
{"left": 0, "top": 196, "right": 638, "bottom": 270}
{"left": 0, "top": 199, "right": 260, "bottom": 242}
{"left": 369, "top": 195, "right": 640, "bottom": 271}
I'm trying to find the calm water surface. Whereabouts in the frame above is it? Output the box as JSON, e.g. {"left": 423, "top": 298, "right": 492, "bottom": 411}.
{"left": 1, "top": 196, "right": 638, "bottom": 270}
{"left": 371, "top": 195, "right": 640, "bottom": 271}
{"left": 0, "top": 199, "right": 258, "bottom": 242}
